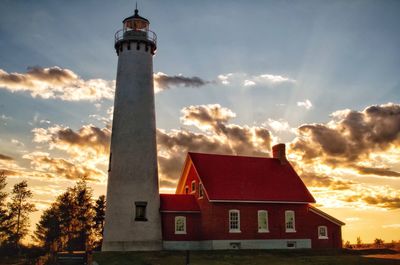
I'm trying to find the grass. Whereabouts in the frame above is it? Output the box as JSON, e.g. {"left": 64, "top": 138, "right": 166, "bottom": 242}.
{"left": 94, "top": 249, "right": 400, "bottom": 265}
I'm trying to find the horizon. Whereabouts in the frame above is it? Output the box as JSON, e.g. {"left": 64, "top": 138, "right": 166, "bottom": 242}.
{"left": 0, "top": 0, "right": 399, "bottom": 245}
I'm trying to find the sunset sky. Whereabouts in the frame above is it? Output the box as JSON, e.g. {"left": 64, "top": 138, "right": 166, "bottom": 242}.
{"left": 0, "top": 0, "right": 399, "bottom": 244}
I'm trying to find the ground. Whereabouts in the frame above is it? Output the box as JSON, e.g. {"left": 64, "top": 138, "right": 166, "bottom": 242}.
{"left": 93, "top": 249, "right": 400, "bottom": 265}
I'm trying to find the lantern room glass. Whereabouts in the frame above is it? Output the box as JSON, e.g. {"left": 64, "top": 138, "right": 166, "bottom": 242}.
{"left": 124, "top": 18, "right": 149, "bottom": 31}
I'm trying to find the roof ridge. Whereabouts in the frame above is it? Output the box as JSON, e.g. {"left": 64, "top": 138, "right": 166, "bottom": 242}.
{"left": 189, "top": 152, "right": 274, "bottom": 159}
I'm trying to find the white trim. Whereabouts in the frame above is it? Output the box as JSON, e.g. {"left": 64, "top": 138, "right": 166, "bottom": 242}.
{"left": 257, "top": 210, "right": 269, "bottom": 233}
{"left": 285, "top": 210, "right": 296, "bottom": 233}
{"left": 191, "top": 180, "right": 196, "bottom": 193}
{"left": 198, "top": 182, "right": 204, "bottom": 199}
{"left": 175, "top": 216, "right": 186, "bottom": 234}
{"left": 209, "top": 199, "right": 310, "bottom": 204}
{"left": 318, "top": 225, "right": 328, "bottom": 239}
{"left": 229, "top": 209, "right": 241, "bottom": 233}
{"left": 190, "top": 160, "right": 211, "bottom": 201}
{"left": 161, "top": 210, "right": 200, "bottom": 213}
{"left": 309, "top": 207, "right": 345, "bottom": 226}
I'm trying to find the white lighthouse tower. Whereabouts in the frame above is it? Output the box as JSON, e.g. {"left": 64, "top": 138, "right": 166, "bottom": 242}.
{"left": 102, "top": 7, "right": 162, "bottom": 251}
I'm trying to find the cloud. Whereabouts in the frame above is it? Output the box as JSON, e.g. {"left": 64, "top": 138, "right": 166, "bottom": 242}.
{"left": 11, "top": 139, "right": 25, "bottom": 147}
{"left": 344, "top": 194, "right": 400, "bottom": 210}
{"left": 355, "top": 166, "right": 400, "bottom": 178}
{"left": 0, "top": 67, "right": 213, "bottom": 99}
{"left": 32, "top": 125, "right": 111, "bottom": 159}
{"left": 0, "top": 114, "right": 11, "bottom": 121}
{"left": 0, "top": 153, "right": 13, "bottom": 160}
{"left": 22, "top": 151, "right": 104, "bottom": 181}
{"left": 0, "top": 66, "right": 115, "bottom": 101}
{"left": 0, "top": 153, "right": 25, "bottom": 177}
{"left": 265, "top": 118, "right": 290, "bottom": 132}
{"left": 154, "top": 72, "right": 210, "bottom": 93}
{"left": 180, "top": 104, "right": 236, "bottom": 131}
{"left": 297, "top": 99, "right": 313, "bottom": 110}
{"left": 382, "top": 224, "right": 400, "bottom": 228}
{"left": 298, "top": 171, "right": 354, "bottom": 191}
{"left": 218, "top": 73, "right": 295, "bottom": 87}
{"left": 290, "top": 103, "right": 400, "bottom": 167}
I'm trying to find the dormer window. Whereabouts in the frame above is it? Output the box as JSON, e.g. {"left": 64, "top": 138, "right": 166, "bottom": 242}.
{"left": 199, "top": 183, "right": 204, "bottom": 198}
{"left": 191, "top": 180, "right": 196, "bottom": 193}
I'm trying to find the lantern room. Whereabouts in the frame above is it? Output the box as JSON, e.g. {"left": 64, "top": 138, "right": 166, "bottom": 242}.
{"left": 114, "top": 7, "right": 157, "bottom": 54}
{"left": 123, "top": 8, "right": 149, "bottom": 32}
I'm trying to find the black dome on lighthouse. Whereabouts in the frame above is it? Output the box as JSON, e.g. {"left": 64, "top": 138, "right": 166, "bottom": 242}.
{"left": 123, "top": 8, "right": 149, "bottom": 24}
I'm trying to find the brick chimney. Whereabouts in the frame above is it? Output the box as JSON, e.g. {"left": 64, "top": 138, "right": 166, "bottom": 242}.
{"left": 272, "top": 143, "right": 287, "bottom": 164}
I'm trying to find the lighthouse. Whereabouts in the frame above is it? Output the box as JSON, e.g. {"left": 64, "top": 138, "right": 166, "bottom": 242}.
{"left": 102, "top": 7, "right": 162, "bottom": 251}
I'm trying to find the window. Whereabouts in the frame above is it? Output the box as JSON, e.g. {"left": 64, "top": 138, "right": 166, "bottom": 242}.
{"left": 229, "top": 210, "right": 241, "bottom": 233}
{"left": 199, "top": 183, "right": 204, "bottom": 198}
{"left": 191, "top": 180, "right": 196, "bottom": 193}
{"left": 135, "top": 201, "right": 147, "bottom": 221}
{"left": 318, "top": 226, "right": 328, "bottom": 239}
{"left": 108, "top": 153, "right": 112, "bottom": 172}
{"left": 185, "top": 186, "right": 189, "bottom": 194}
{"left": 175, "top": 216, "right": 186, "bottom": 234}
{"left": 258, "top": 210, "right": 269, "bottom": 232}
{"left": 285, "top": 210, "right": 296, "bottom": 232}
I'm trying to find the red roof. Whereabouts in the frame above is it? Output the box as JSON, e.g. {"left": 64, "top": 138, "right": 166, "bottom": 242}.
{"left": 187, "top": 152, "right": 315, "bottom": 203}
{"left": 160, "top": 194, "right": 200, "bottom": 212}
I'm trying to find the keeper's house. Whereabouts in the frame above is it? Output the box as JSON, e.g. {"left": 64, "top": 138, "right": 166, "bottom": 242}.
{"left": 160, "top": 144, "right": 344, "bottom": 250}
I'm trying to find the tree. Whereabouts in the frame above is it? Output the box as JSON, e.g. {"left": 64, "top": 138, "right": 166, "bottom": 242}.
{"left": 356, "top": 236, "right": 362, "bottom": 248}
{"left": 0, "top": 171, "right": 9, "bottom": 244}
{"left": 374, "top": 238, "right": 384, "bottom": 248}
{"left": 344, "top": 240, "right": 352, "bottom": 249}
{"left": 57, "top": 190, "right": 75, "bottom": 252}
{"left": 34, "top": 180, "right": 105, "bottom": 252}
{"left": 6, "top": 180, "right": 36, "bottom": 249}
{"left": 92, "top": 195, "right": 106, "bottom": 250}
{"left": 69, "top": 180, "right": 94, "bottom": 251}
{"left": 34, "top": 204, "right": 61, "bottom": 252}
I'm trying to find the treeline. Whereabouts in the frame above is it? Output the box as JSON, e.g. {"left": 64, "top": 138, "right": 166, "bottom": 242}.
{"left": 0, "top": 171, "right": 106, "bottom": 256}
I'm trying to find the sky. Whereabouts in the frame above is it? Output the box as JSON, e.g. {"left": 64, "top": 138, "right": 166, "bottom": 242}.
{"left": 0, "top": 0, "right": 399, "bottom": 244}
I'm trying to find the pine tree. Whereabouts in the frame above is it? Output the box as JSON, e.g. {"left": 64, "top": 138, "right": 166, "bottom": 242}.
{"left": 33, "top": 180, "right": 101, "bottom": 252}
{"left": 93, "top": 195, "right": 106, "bottom": 250}
{"left": 70, "top": 180, "right": 94, "bottom": 251}
{"left": 57, "top": 190, "right": 75, "bottom": 252}
{"left": 34, "top": 204, "right": 61, "bottom": 252}
{"left": 6, "top": 180, "right": 36, "bottom": 250}
{"left": 0, "top": 171, "right": 9, "bottom": 244}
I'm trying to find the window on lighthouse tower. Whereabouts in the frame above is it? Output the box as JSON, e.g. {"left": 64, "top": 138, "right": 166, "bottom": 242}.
{"left": 135, "top": 201, "right": 147, "bottom": 221}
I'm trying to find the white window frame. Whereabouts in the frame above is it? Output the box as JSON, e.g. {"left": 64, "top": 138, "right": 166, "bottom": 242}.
{"left": 198, "top": 183, "right": 204, "bottom": 199}
{"left": 318, "top": 226, "right": 328, "bottom": 239}
{"left": 258, "top": 210, "right": 269, "bottom": 233}
{"left": 229, "top": 209, "right": 241, "bottom": 233}
{"left": 175, "top": 216, "right": 186, "bottom": 234}
{"left": 191, "top": 180, "right": 196, "bottom": 193}
{"left": 285, "top": 210, "right": 296, "bottom": 232}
